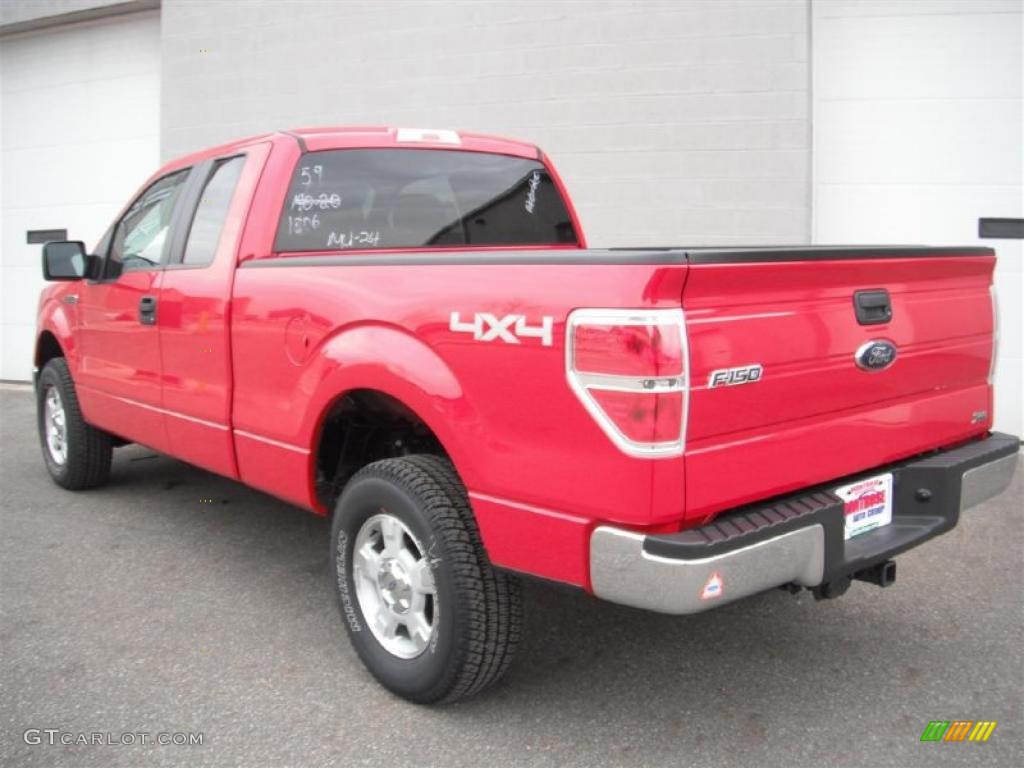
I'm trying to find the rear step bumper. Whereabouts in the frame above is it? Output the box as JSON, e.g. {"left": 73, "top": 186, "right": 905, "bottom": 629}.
{"left": 590, "top": 432, "right": 1020, "bottom": 614}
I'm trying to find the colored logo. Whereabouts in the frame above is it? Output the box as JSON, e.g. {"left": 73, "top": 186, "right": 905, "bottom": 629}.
{"left": 855, "top": 340, "right": 897, "bottom": 371}
{"left": 920, "top": 721, "right": 997, "bottom": 742}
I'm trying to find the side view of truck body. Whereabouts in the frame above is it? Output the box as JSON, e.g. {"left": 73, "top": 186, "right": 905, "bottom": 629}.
{"left": 35, "top": 127, "right": 1019, "bottom": 702}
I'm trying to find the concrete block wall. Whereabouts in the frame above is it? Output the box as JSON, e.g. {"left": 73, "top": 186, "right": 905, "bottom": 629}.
{"left": 161, "top": 0, "right": 811, "bottom": 247}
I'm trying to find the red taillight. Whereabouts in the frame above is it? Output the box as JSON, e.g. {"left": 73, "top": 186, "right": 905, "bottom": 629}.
{"left": 588, "top": 389, "right": 684, "bottom": 443}
{"left": 566, "top": 309, "right": 688, "bottom": 457}
{"left": 573, "top": 323, "right": 684, "bottom": 377}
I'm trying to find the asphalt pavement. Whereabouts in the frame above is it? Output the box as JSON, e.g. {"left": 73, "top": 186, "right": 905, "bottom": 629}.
{"left": 1, "top": 386, "right": 1021, "bottom": 768}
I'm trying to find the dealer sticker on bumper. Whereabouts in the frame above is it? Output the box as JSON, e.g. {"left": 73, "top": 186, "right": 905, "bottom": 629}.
{"left": 834, "top": 472, "right": 893, "bottom": 540}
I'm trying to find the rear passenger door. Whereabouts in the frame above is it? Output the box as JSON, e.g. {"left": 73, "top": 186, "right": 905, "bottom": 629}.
{"left": 157, "top": 146, "right": 268, "bottom": 477}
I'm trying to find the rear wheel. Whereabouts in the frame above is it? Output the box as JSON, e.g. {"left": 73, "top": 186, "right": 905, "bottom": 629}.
{"left": 330, "top": 455, "right": 522, "bottom": 703}
{"left": 36, "top": 358, "right": 112, "bottom": 489}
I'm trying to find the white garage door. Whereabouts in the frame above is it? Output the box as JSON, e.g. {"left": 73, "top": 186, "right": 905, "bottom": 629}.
{"left": 0, "top": 11, "right": 160, "bottom": 381}
{"left": 812, "top": 0, "right": 1023, "bottom": 437}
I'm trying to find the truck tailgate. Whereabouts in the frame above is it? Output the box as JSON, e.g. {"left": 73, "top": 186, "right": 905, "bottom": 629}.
{"left": 681, "top": 248, "right": 996, "bottom": 520}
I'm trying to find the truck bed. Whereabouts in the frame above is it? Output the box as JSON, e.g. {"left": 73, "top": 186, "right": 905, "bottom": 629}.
{"left": 233, "top": 243, "right": 995, "bottom": 583}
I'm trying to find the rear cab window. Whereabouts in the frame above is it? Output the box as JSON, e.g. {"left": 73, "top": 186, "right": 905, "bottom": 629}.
{"left": 274, "top": 149, "right": 578, "bottom": 252}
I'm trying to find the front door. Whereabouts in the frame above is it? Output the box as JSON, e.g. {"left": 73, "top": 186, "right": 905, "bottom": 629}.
{"left": 76, "top": 168, "right": 191, "bottom": 450}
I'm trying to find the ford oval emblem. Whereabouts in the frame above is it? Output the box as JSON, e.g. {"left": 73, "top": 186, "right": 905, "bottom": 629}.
{"left": 855, "top": 340, "right": 897, "bottom": 371}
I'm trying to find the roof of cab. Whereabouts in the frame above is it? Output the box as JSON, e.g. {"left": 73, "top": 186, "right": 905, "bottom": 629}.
{"left": 284, "top": 126, "right": 540, "bottom": 159}
{"left": 161, "top": 126, "right": 541, "bottom": 176}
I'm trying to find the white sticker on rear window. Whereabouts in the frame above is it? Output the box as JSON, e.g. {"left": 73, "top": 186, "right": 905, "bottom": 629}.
{"left": 525, "top": 170, "right": 541, "bottom": 214}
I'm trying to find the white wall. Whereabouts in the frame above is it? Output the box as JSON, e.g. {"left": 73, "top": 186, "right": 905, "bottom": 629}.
{"left": 812, "top": 0, "right": 1024, "bottom": 436}
{"left": 0, "top": 11, "right": 160, "bottom": 381}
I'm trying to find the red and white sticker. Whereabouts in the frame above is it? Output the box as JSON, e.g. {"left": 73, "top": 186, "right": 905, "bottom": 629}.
{"left": 700, "top": 571, "right": 724, "bottom": 600}
{"left": 834, "top": 472, "right": 893, "bottom": 540}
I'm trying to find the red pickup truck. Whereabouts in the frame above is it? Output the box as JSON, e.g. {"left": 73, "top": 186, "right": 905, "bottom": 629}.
{"left": 35, "top": 127, "right": 1019, "bottom": 703}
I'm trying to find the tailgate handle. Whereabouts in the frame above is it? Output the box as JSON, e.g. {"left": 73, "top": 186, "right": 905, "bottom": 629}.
{"left": 853, "top": 289, "right": 891, "bottom": 325}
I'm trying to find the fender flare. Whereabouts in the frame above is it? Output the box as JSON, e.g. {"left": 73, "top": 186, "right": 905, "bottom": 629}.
{"left": 297, "top": 323, "right": 485, "bottom": 502}
{"left": 36, "top": 298, "right": 76, "bottom": 372}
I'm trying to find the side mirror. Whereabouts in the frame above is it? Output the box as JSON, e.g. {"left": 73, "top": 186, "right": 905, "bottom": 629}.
{"left": 42, "top": 241, "right": 92, "bottom": 281}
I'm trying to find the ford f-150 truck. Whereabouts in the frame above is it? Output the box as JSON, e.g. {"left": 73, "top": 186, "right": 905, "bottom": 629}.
{"left": 35, "top": 127, "right": 1019, "bottom": 703}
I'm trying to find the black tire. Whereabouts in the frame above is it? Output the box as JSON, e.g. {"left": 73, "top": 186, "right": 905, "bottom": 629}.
{"left": 330, "top": 455, "right": 522, "bottom": 704}
{"left": 36, "top": 358, "right": 112, "bottom": 490}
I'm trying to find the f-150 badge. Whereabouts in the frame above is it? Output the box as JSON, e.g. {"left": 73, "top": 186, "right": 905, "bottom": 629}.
{"left": 449, "top": 311, "right": 554, "bottom": 346}
{"left": 708, "top": 364, "right": 763, "bottom": 388}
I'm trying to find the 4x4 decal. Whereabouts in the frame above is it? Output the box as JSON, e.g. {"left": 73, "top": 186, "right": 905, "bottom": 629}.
{"left": 449, "top": 312, "right": 554, "bottom": 347}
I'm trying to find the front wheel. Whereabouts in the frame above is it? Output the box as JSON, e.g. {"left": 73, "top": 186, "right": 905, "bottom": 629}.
{"left": 36, "top": 358, "right": 112, "bottom": 490}
{"left": 330, "top": 455, "right": 522, "bottom": 704}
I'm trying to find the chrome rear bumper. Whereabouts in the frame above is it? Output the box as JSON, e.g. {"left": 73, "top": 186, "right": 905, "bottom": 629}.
{"left": 590, "top": 433, "right": 1020, "bottom": 615}
{"left": 960, "top": 453, "right": 1018, "bottom": 510}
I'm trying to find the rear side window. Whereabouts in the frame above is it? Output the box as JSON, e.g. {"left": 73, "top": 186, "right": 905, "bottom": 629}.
{"left": 182, "top": 156, "right": 245, "bottom": 266}
{"left": 274, "top": 149, "right": 578, "bottom": 252}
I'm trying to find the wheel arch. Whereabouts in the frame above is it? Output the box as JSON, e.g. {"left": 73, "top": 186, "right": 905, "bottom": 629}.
{"left": 311, "top": 387, "right": 453, "bottom": 510}
{"left": 35, "top": 300, "right": 77, "bottom": 379}
{"left": 300, "top": 324, "right": 484, "bottom": 512}
{"left": 35, "top": 330, "right": 65, "bottom": 371}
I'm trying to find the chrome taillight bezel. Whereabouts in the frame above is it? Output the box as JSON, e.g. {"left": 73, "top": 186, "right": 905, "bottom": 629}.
{"left": 565, "top": 307, "right": 689, "bottom": 458}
